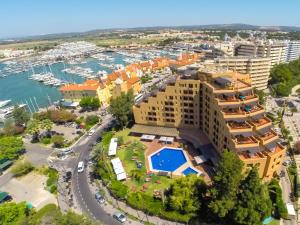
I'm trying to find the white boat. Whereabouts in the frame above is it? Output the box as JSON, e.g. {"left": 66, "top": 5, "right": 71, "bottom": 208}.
{"left": 0, "top": 104, "right": 27, "bottom": 122}
{"left": 0, "top": 100, "right": 11, "bottom": 108}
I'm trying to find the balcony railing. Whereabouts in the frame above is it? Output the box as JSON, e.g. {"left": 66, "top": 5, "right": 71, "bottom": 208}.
{"left": 227, "top": 121, "right": 252, "bottom": 132}
{"left": 257, "top": 129, "right": 279, "bottom": 145}
{"left": 249, "top": 116, "right": 272, "bottom": 130}
{"left": 234, "top": 135, "right": 259, "bottom": 148}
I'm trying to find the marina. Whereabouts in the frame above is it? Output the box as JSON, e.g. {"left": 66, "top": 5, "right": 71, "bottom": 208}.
{"left": 0, "top": 45, "right": 183, "bottom": 114}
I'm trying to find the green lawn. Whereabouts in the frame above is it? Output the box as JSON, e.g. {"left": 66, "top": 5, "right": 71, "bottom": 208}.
{"left": 268, "top": 219, "right": 280, "bottom": 225}
{"left": 113, "top": 129, "right": 173, "bottom": 196}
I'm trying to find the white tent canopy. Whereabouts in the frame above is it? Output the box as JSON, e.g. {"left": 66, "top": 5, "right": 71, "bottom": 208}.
{"left": 108, "top": 138, "right": 118, "bottom": 156}
{"left": 111, "top": 157, "right": 127, "bottom": 181}
{"left": 117, "top": 172, "right": 127, "bottom": 181}
{"left": 158, "top": 136, "right": 174, "bottom": 143}
{"left": 194, "top": 155, "right": 207, "bottom": 165}
{"left": 140, "top": 134, "right": 155, "bottom": 141}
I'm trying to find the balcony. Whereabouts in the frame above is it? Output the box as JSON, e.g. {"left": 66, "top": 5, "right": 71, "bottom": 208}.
{"left": 227, "top": 121, "right": 252, "bottom": 133}
{"left": 256, "top": 129, "right": 279, "bottom": 145}
{"left": 222, "top": 108, "right": 247, "bottom": 119}
{"left": 233, "top": 135, "right": 260, "bottom": 148}
{"left": 249, "top": 116, "right": 272, "bottom": 131}
{"left": 218, "top": 96, "right": 240, "bottom": 106}
{"left": 244, "top": 104, "right": 265, "bottom": 116}
{"left": 210, "top": 78, "right": 252, "bottom": 94}
{"left": 217, "top": 94, "right": 258, "bottom": 106}
{"left": 240, "top": 94, "right": 259, "bottom": 104}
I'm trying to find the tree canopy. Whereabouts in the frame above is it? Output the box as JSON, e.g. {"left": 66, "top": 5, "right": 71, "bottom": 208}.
{"left": 232, "top": 166, "right": 272, "bottom": 225}
{"left": 0, "top": 202, "right": 28, "bottom": 225}
{"left": 0, "top": 203, "right": 99, "bottom": 225}
{"left": 166, "top": 174, "right": 206, "bottom": 214}
{"left": 12, "top": 106, "right": 30, "bottom": 126}
{"left": 270, "top": 59, "right": 300, "bottom": 96}
{"left": 109, "top": 89, "right": 134, "bottom": 128}
{"left": 208, "top": 150, "right": 244, "bottom": 218}
{"left": 79, "top": 97, "right": 100, "bottom": 110}
{"left": 0, "top": 136, "right": 24, "bottom": 161}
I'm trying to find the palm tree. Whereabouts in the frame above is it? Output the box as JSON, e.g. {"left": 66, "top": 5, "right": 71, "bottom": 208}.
{"left": 26, "top": 119, "right": 41, "bottom": 142}
{"left": 40, "top": 119, "right": 53, "bottom": 137}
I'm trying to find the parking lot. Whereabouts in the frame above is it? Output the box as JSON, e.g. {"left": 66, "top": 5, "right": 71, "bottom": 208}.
{"left": 1, "top": 172, "right": 57, "bottom": 210}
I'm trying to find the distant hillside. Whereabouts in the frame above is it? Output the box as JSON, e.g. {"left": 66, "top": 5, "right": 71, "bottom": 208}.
{"left": 2, "top": 23, "right": 300, "bottom": 43}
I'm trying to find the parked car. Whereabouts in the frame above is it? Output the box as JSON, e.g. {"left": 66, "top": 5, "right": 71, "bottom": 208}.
{"left": 88, "top": 129, "right": 96, "bottom": 136}
{"left": 63, "top": 170, "right": 72, "bottom": 182}
{"left": 77, "top": 161, "right": 84, "bottom": 173}
{"left": 95, "top": 192, "right": 105, "bottom": 204}
{"left": 283, "top": 159, "right": 292, "bottom": 166}
{"left": 113, "top": 212, "right": 126, "bottom": 223}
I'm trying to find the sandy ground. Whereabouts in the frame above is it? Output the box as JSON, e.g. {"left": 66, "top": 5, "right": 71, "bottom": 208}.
{"left": 1, "top": 172, "right": 57, "bottom": 210}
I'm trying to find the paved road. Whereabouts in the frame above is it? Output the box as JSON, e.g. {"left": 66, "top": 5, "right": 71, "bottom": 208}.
{"left": 71, "top": 115, "right": 135, "bottom": 225}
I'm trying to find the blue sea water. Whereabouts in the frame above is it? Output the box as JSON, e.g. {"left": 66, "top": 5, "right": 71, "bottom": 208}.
{"left": 150, "top": 148, "right": 187, "bottom": 172}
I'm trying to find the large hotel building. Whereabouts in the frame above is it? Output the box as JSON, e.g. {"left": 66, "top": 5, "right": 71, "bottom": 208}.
{"left": 213, "top": 57, "right": 271, "bottom": 90}
{"left": 133, "top": 66, "right": 285, "bottom": 180}
{"left": 235, "top": 41, "right": 287, "bottom": 67}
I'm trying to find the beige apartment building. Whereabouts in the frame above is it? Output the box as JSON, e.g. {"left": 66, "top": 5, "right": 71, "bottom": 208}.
{"left": 133, "top": 67, "right": 285, "bottom": 180}
{"left": 235, "top": 41, "right": 287, "bottom": 67}
{"left": 214, "top": 57, "right": 271, "bottom": 90}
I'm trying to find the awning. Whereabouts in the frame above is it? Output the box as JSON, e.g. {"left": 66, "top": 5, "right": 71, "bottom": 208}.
{"left": 111, "top": 157, "right": 122, "bottom": 168}
{"left": 158, "top": 136, "right": 174, "bottom": 143}
{"left": 265, "top": 141, "right": 277, "bottom": 151}
{"left": 0, "top": 160, "right": 12, "bottom": 170}
{"left": 114, "top": 166, "right": 125, "bottom": 175}
{"left": 116, "top": 172, "right": 127, "bottom": 181}
{"left": 0, "top": 192, "right": 8, "bottom": 202}
{"left": 194, "top": 155, "right": 207, "bottom": 164}
{"left": 108, "top": 138, "right": 118, "bottom": 156}
{"left": 140, "top": 134, "right": 155, "bottom": 141}
{"left": 286, "top": 203, "right": 296, "bottom": 216}
{"left": 130, "top": 124, "right": 179, "bottom": 137}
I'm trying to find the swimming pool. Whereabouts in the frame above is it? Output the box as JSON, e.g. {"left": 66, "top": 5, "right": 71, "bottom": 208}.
{"left": 150, "top": 148, "right": 187, "bottom": 172}
{"left": 182, "top": 167, "right": 198, "bottom": 176}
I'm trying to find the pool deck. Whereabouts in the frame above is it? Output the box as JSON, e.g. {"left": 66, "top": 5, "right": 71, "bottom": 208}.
{"left": 142, "top": 139, "right": 211, "bottom": 182}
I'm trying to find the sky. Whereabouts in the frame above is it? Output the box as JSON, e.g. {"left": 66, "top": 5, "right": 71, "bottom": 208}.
{"left": 0, "top": 0, "right": 299, "bottom": 38}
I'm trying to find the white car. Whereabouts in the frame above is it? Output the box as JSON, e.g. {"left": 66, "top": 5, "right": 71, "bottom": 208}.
{"left": 77, "top": 161, "right": 84, "bottom": 173}
{"left": 113, "top": 212, "right": 126, "bottom": 223}
{"left": 88, "top": 129, "right": 95, "bottom": 136}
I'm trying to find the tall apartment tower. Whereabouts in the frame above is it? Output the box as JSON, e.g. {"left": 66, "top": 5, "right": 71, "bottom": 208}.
{"left": 235, "top": 41, "right": 287, "bottom": 67}
{"left": 286, "top": 40, "right": 300, "bottom": 62}
{"left": 133, "top": 67, "right": 285, "bottom": 180}
{"left": 214, "top": 57, "right": 271, "bottom": 90}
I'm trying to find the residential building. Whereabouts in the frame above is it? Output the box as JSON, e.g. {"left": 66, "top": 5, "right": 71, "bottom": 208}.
{"left": 213, "top": 56, "right": 271, "bottom": 90}
{"left": 286, "top": 40, "right": 300, "bottom": 62}
{"left": 133, "top": 66, "right": 285, "bottom": 180}
{"left": 235, "top": 41, "right": 287, "bottom": 67}
{"left": 60, "top": 80, "right": 101, "bottom": 102}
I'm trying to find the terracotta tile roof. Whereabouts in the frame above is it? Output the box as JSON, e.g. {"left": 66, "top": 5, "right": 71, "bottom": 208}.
{"left": 127, "top": 77, "right": 140, "bottom": 89}
{"left": 60, "top": 80, "right": 100, "bottom": 91}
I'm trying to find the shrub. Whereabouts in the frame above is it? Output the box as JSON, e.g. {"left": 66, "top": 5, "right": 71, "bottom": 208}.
{"left": 127, "top": 192, "right": 190, "bottom": 222}
{"left": 49, "top": 185, "right": 57, "bottom": 193}
{"left": 41, "top": 137, "right": 51, "bottom": 145}
{"left": 110, "top": 180, "right": 128, "bottom": 199}
{"left": 85, "top": 115, "right": 99, "bottom": 126}
{"left": 51, "top": 135, "right": 64, "bottom": 148}
{"left": 268, "top": 179, "right": 288, "bottom": 219}
{"left": 11, "top": 161, "right": 34, "bottom": 177}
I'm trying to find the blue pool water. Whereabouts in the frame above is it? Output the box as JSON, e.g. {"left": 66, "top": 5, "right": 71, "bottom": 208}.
{"left": 263, "top": 217, "right": 273, "bottom": 224}
{"left": 182, "top": 167, "right": 198, "bottom": 176}
{"left": 150, "top": 148, "right": 187, "bottom": 172}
